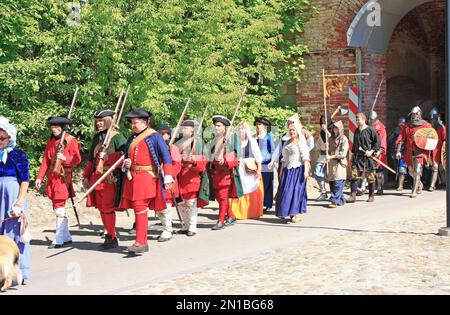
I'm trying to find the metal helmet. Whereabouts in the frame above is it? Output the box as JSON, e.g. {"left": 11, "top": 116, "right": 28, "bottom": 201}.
{"left": 398, "top": 117, "right": 406, "bottom": 124}
{"left": 429, "top": 107, "right": 439, "bottom": 120}
{"left": 410, "top": 106, "right": 422, "bottom": 116}
{"left": 370, "top": 111, "right": 378, "bottom": 121}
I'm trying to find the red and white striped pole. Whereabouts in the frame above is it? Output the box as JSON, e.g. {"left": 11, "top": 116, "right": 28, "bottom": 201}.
{"left": 348, "top": 86, "right": 359, "bottom": 151}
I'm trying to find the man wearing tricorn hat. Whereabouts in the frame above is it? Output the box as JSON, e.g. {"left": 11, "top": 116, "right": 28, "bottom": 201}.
{"left": 82, "top": 109, "right": 127, "bottom": 250}
{"left": 117, "top": 108, "right": 174, "bottom": 254}
{"left": 254, "top": 117, "right": 275, "bottom": 212}
{"left": 174, "top": 119, "right": 209, "bottom": 236}
{"left": 35, "top": 116, "right": 82, "bottom": 248}
{"left": 395, "top": 106, "right": 434, "bottom": 198}
{"left": 207, "top": 115, "right": 243, "bottom": 230}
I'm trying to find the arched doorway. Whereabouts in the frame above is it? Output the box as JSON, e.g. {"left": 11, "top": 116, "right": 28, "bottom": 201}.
{"left": 385, "top": 1, "right": 445, "bottom": 131}
{"left": 347, "top": 0, "right": 445, "bottom": 129}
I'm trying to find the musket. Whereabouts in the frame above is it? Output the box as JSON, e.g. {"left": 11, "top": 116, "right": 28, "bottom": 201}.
{"left": 70, "top": 197, "right": 81, "bottom": 227}
{"left": 96, "top": 88, "right": 125, "bottom": 174}
{"left": 75, "top": 155, "right": 125, "bottom": 205}
{"left": 168, "top": 98, "right": 191, "bottom": 147}
{"left": 53, "top": 86, "right": 79, "bottom": 175}
{"left": 226, "top": 87, "right": 247, "bottom": 141}
{"left": 189, "top": 106, "right": 208, "bottom": 158}
{"left": 171, "top": 194, "right": 183, "bottom": 225}
{"left": 116, "top": 85, "right": 130, "bottom": 129}
{"left": 359, "top": 147, "right": 397, "bottom": 175}
{"left": 53, "top": 86, "right": 81, "bottom": 227}
{"left": 218, "top": 88, "right": 247, "bottom": 158}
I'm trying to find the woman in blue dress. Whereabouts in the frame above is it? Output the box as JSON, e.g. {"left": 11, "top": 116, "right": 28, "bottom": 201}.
{"left": 273, "top": 119, "right": 311, "bottom": 223}
{"left": 0, "top": 116, "right": 30, "bottom": 283}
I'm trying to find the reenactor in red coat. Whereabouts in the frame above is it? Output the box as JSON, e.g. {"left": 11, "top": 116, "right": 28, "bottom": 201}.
{"left": 370, "top": 111, "right": 388, "bottom": 195}
{"left": 207, "top": 115, "right": 243, "bottom": 230}
{"left": 395, "top": 106, "right": 434, "bottom": 198}
{"left": 35, "top": 116, "right": 82, "bottom": 248}
{"left": 82, "top": 110, "right": 127, "bottom": 250}
{"left": 429, "top": 108, "right": 446, "bottom": 191}
{"left": 118, "top": 109, "right": 174, "bottom": 254}
{"left": 155, "top": 124, "right": 182, "bottom": 242}
{"left": 175, "top": 119, "right": 208, "bottom": 237}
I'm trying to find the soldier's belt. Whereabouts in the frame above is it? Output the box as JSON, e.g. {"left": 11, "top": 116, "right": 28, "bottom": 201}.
{"left": 131, "top": 165, "right": 158, "bottom": 178}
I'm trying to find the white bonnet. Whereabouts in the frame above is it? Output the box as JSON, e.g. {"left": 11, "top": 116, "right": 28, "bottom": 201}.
{"left": 0, "top": 116, "right": 17, "bottom": 143}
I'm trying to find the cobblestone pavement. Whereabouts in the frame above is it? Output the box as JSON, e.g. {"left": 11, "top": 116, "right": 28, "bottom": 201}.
{"left": 124, "top": 208, "right": 450, "bottom": 295}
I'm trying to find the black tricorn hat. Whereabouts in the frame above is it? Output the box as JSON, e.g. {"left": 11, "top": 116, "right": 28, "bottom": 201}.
{"left": 47, "top": 116, "right": 72, "bottom": 126}
{"left": 212, "top": 115, "right": 231, "bottom": 127}
{"left": 94, "top": 109, "right": 115, "bottom": 118}
{"left": 254, "top": 116, "right": 271, "bottom": 127}
{"left": 125, "top": 108, "right": 152, "bottom": 121}
{"left": 157, "top": 124, "right": 172, "bottom": 135}
{"left": 181, "top": 119, "right": 199, "bottom": 128}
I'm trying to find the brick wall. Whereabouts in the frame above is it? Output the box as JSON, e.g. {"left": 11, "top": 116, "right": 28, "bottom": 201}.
{"left": 294, "top": 0, "right": 445, "bottom": 133}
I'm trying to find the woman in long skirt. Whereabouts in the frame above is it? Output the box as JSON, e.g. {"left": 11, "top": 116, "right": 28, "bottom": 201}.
{"left": 230, "top": 122, "right": 264, "bottom": 219}
{"left": 274, "top": 120, "right": 310, "bottom": 223}
{"left": 0, "top": 117, "right": 30, "bottom": 283}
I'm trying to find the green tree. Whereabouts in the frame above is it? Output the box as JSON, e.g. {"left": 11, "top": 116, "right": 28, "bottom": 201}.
{"left": 0, "top": 0, "right": 315, "bottom": 179}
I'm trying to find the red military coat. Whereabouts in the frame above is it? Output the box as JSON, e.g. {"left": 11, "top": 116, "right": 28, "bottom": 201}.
{"left": 396, "top": 121, "right": 433, "bottom": 166}
{"left": 37, "top": 134, "right": 82, "bottom": 201}
{"left": 165, "top": 144, "right": 182, "bottom": 206}
{"left": 432, "top": 124, "right": 446, "bottom": 164}
{"left": 209, "top": 135, "right": 241, "bottom": 199}
{"left": 178, "top": 146, "right": 207, "bottom": 200}
{"left": 82, "top": 132, "right": 127, "bottom": 210}
{"left": 372, "top": 119, "right": 388, "bottom": 166}
{"left": 118, "top": 129, "right": 172, "bottom": 211}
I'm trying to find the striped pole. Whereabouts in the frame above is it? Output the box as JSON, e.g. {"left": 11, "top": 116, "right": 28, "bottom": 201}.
{"left": 348, "top": 86, "right": 359, "bottom": 151}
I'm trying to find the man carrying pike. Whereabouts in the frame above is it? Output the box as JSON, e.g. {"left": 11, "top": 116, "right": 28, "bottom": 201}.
{"left": 82, "top": 109, "right": 127, "bottom": 250}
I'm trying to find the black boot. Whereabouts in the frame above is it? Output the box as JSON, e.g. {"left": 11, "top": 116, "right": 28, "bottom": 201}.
{"left": 367, "top": 182, "right": 375, "bottom": 202}
{"left": 347, "top": 181, "right": 358, "bottom": 203}
{"left": 101, "top": 235, "right": 119, "bottom": 250}
{"left": 225, "top": 216, "right": 237, "bottom": 226}
{"left": 212, "top": 221, "right": 226, "bottom": 230}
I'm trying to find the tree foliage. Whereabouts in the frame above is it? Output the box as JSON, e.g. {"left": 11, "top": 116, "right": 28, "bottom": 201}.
{"left": 0, "top": 0, "right": 315, "bottom": 178}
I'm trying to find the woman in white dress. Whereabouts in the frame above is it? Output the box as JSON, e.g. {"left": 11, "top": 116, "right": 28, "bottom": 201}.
{"left": 229, "top": 122, "right": 264, "bottom": 219}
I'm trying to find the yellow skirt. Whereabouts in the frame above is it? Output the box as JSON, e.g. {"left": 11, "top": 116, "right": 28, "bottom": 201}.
{"left": 230, "top": 179, "right": 264, "bottom": 220}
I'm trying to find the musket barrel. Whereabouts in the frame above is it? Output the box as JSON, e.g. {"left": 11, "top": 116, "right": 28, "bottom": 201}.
{"left": 169, "top": 98, "right": 191, "bottom": 146}
{"left": 76, "top": 155, "right": 125, "bottom": 205}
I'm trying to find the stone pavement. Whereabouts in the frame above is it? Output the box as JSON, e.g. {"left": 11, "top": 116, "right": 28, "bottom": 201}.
{"left": 9, "top": 189, "right": 449, "bottom": 295}
{"left": 124, "top": 207, "right": 450, "bottom": 295}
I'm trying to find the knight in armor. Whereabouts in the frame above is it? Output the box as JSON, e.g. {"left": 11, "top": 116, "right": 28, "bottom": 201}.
{"left": 395, "top": 106, "right": 434, "bottom": 198}
{"left": 429, "top": 108, "right": 446, "bottom": 191}
{"left": 390, "top": 117, "right": 408, "bottom": 191}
